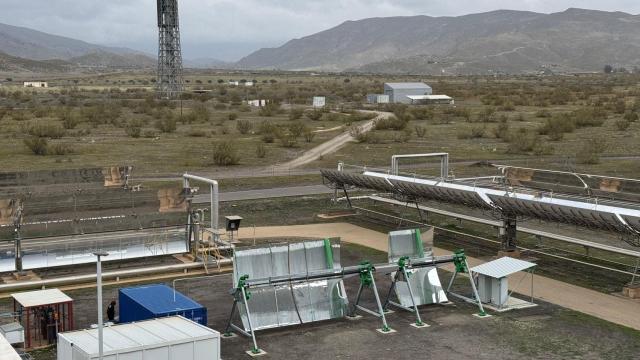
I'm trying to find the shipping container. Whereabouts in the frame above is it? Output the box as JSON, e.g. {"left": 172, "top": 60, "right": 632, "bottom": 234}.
{"left": 119, "top": 285, "right": 207, "bottom": 325}
{"left": 57, "top": 316, "right": 220, "bottom": 360}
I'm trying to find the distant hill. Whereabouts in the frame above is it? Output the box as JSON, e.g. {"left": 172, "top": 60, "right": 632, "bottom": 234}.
{"left": 184, "top": 57, "right": 233, "bottom": 69}
{"left": 237, "top": 8, "right": 640, "bottom": 74}
{"left": 0, "top": 22, "right": 154, "bottom": 70}
{"left": 0, "top": 51, "right": 71, "bottom": 73}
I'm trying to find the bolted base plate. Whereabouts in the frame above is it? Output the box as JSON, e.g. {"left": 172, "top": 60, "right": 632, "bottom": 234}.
{"left": 410, "top": 322, "right": 430, "bottom": 328}
{"left": 246, "top": 349, "right": 267, "bottom": 357}
{"left": 376, "top": 327, "right": 397, "bottom": 334}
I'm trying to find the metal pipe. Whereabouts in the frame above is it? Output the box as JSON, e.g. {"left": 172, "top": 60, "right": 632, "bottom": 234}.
{"left": 93, "top": 252, "right": 109, "bottom": 360}
{"left": 0, "top": 259, "right": 232, "bottom": 293}
{"left": 391, "top": 153, "right": 449, "bottom": 179}
{"left": 183, "top": 173, "right": 219, "bottom": 238}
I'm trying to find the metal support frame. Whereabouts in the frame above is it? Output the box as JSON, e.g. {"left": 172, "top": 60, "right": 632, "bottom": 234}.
{"left": 224, "top": 275, "right": 265, "bottom": 355}
{"left": 391, "top": 153, "right": 449, "bottom": 179}
{"left": 499, "top": 213, "right": 518, "bottom": 251}
{"left": 347, "top": 262, "right": 394, "bottom": 333}
{"left": 183, "top": 173, "right": 219, "bottom": 241}
{"left": 157, "top": 0, "right": 183, "bottom": 99}
{"left": 445, "top": 250, "right": 488, "bottom": 317}
{"left": 382, "top": 257, "right": 426, "bottom": 327}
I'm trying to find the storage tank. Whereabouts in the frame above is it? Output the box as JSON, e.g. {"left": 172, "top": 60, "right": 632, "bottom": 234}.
{"left": 119, "top": 284, "right": 207, "bottom": 326}
{"left": 57, "top": 316, "right": 220, "bottom": 360}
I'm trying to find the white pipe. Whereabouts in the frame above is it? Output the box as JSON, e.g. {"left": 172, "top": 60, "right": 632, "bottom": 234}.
{"left": 183, "top": 173, "right": 219, "bottom": 238}
{"left": 391, "top": 153, "right": 449, "bottom": 179}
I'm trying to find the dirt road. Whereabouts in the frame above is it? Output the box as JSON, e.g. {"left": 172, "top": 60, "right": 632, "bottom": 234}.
{"left": 272, "top": 111, "right": 389, "bottom": 170}
{"left": 236, "top": 222, "right": 640, "bottom": 331}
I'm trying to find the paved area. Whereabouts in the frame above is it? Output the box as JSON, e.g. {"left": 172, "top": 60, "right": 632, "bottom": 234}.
{"left": 236, "top": 222, "right": 640, "bottom": 331}
{"left": 194, "top": 185, "right": 332, "bottom": 203}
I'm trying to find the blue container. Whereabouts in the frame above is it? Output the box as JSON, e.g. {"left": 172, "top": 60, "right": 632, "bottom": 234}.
{"left": 118, "top": 284, "right": 208, "bottom": 326}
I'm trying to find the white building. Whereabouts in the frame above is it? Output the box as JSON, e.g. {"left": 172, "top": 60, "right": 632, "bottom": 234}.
{"left": 408, "top": 94, "right": 454, "bottom": 105}
{"left": 247, "top": 99, "right": 268, "bottom": 107}
{"left": 244, "top": 81, "right": 254, "bottom": 87}
{"left": 23, "top": 81, "right": 48, "bottom": 88}
{"left": 367, "top": 94, "right": 390, "bottom": 104}
{"left": 228, "top": 81, "right": 239, "bottom": 86}
{"left": 57, "top": 316, "right": 220, "bottom": 360}
{"left": 313, "top": 96, "right": 326, "bottom": 108}
{"left": 384, "top": 82, "right": 432, "bottom": 104}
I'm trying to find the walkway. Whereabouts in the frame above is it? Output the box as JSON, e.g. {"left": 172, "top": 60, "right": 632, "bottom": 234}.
{"left": 236, "top": 222, "right": 640, "bottom": 331}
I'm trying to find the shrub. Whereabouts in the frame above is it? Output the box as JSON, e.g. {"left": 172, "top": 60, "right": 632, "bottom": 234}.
{"left": 457, "top": 126, "right": 485, "bottom": 139}
{"left": 305, "top": 109, "right": 324, "bottom": 121}
{"left": 236, "top": 120, "right": 252, "bottom": 134}
{"left": 27, "top": 123, "right": 66, "bottom": 139}
{"left": 255, "top": 143, "right": 267, "bottom": 158}
{"left": 414, "top": 126, "right": 427, "bottom": 138}
{"left": 228, "top": 113, "right": 238, "bottom": 121}
{"left": 576, "top": 139, "right": 606, "bottom": 164}
{"left": 538, "top": 114, "right": 575, "bottom": 140}
{"left": 505, "top": 128, "right": 551, "bottom": 155}
{"left": 212, "top": 141, "right": 239, "bottom": 166}
{"left": 374, "top": 115, "right": 407, "bottom": 130}
{"left": 125, "top": 123, "right": 142, "bottom": 138}
{"left": 623, "top": 112, "right": 638, "bottom": 122}
{"left": 278, "top": 133, "right": 298, "bottom": 148}
{"left": 303, "top": 128, "right": 316, "bottom": 143}
{"left": 492, "top": 123, "right": 510, "bottom": 140}
{"left": 58, "top": 109, "right": 80, "bottom": 129}
{"left": 288, "top": 121, "right": 305, "bottom": 138}
{"left": 213, "top": 103, "right": 227, "bottom": 110}
{"left": 615, "top": 119, "right": 631, "bottom": 131}
{"left": 289, "top": 108, "right": 304, "bottom": 121}
{"left": 24, "top": 137, "right": 48, "bottom": 155}
{"left": 155, "top": 117, "right": 177, "bottom": 133}
{"left": 350, "top": 125, "right": 366, "bottom": 143}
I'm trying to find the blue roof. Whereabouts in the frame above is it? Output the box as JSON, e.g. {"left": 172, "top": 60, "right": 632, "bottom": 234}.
{"left": 119, "top": 284, "right": 204, "bottom": 315}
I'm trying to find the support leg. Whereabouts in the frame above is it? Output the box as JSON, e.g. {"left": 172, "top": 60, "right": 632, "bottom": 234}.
{"left": 370, "top": 274, "right": 393, "bottom": 333}
{"left": 402, "top": 267, "right": 425, "bottom": 327}
{"left": 349, "top": 283, "right": 365, "bottom": 317}
{"left": 382, "top": 271, "right": 400, "bottom": 310}
{"left": 223, "top": 300, "right": 238, "bottom": 336}
{"left": 240, "top": 287, "right": 265, "bottom": 355}
{"left": 465, "top": 260, "right": 487, "bottom": 317}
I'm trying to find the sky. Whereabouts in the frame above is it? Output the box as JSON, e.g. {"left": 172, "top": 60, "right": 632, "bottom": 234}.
{"left": 0, "top": 0, "right": 638, "bottom": 61}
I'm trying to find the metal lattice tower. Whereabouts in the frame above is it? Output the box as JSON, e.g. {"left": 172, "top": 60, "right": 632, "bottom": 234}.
{"left": 157, "top": 0, "right": 184, "bottom": 99}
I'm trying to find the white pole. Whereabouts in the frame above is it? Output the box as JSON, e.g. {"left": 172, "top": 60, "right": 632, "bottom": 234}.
{"left": 94, "top": 252, "right": 108, "bottom": 360}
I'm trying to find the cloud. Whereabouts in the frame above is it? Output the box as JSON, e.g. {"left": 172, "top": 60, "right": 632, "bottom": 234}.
{"left": 0, "top": 0, "right": 638, "bottom": 60}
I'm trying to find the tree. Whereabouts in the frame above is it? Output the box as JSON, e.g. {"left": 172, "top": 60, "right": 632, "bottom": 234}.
{"left": 604, "top": 64, "right": 613, "bottom": 74}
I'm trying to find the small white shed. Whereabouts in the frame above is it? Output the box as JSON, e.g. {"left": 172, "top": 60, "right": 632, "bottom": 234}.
{"left": 471, "top": 257, "right": 536, "bottom": 311}
{"left": 57, "top": 316, "right": 220, "bottom": 360}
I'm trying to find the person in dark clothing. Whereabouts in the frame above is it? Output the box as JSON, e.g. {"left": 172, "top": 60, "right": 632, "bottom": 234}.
{"left": 107, "top": 301, "right": 116, "bottom": 322}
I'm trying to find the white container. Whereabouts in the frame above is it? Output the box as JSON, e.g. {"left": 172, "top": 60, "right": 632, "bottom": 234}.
{"left": 0, "top": 323, "right": 24, "bottom": 345}
{"left": 0, "top": 333, "right": 21, "bottom": 360}
{"left": 57, "top": 316, "right": 220, "bottom": 360}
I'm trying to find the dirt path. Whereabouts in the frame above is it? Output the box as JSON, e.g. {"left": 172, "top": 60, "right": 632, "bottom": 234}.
{"left": 272, "top": 111, "right": 389, "bottom": 170}
{"left": 237, "top": 222, "right": 640, "bottom": 331}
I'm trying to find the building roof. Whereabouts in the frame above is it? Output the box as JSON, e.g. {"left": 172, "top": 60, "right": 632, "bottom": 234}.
{"left": 0, "top": 333, "right": 21, "bottom": 360}
{"left": 407, "top": 95, "right": 452, "bottom": 100}
{"left": 11, "top": 289, "right": 72, "bottom": 308}
{"left": 385, "top": 82, "right": 431, "bottom": 90}
{"left": 58, "top": 316, "right": 219, "bottom": 357}
{"left": 470, "top": 257, "right": 536, "bottom": 279}
{"left": 119, "top": 284, "right": 204, "bottom": 315}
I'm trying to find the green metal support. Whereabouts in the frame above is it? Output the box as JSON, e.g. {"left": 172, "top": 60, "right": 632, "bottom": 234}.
{"left": 446, "top": 250, "right": 488, "bottom": 317}
{"left": 413, "top": 229, "right": 425, "bottom": 259}
{"left": 349, "top": 261, "right": 394, "bottom": 333}
{"left": 323, "top": 238, "right": 335, "bottom": 269}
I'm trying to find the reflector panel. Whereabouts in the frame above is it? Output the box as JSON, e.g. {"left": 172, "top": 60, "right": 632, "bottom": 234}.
{"left": 233, "top": 240, "right": 348, "bottom": 332}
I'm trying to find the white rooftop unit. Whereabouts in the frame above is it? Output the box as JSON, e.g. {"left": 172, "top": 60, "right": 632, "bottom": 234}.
{"left": 57, "top": 316, "right": 220, "bottom": 360}
{"left": 0, "top": 333, "right": 21, "bottom": 360}
{"left": 471, "top": 257, "right": 537, "bottom": 311}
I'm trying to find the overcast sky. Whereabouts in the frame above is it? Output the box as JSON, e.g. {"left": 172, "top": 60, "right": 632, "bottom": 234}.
{"left": 0, "top": 0, "right": 638, "bottom": 61}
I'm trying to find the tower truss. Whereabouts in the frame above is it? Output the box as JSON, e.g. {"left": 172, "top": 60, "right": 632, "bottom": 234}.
{"left": 157, "top": 0, "right": 184, "bottom": 99}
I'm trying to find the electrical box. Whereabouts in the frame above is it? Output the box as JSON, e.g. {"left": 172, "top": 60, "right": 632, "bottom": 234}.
{"left": 477, "top": 275, "right": 509, "bottom": 307}
{"left": 225, "top": 215, "right": 243, "bottom": 231}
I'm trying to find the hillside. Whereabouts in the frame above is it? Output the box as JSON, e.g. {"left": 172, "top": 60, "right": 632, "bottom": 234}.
{"left": 0, "top": 51, "right": 70, "bottom": 73}
{"left": 0, "top": 22, "right": 153, "bottom": 69}
{"left": 237, "top": 8, "right": 640, "bottom": 74}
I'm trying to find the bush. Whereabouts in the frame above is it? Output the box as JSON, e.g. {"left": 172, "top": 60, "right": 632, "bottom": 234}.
{"left": 414, "top": 126, "right": 427, "bottom": 138}
{"left": 49, "top": 143, "right": 75, "bottom": 155}
{"left": 212, "top": 141, "right": 239, "bottom": 166}
{"left": 576, "top": 139, "right": 606, "bottom": 164}
{"left": 289, "top": 108, "right": 304, "bottom": 121}
{"left": 278, "top": 133, "right": 298, "bottom": 148}
{"left": 615, "top": 119, "right": 631, "bottom": 131}
{"left": 236, "top": 120, "right": 252, "bottom": 134}
{"left": 58, "top": 109, "right": 80, "bottom": 129}
{"left": 288, "top": 122, "right": 305, "bottom": 138}
{"left": 24, "top": 137, "right": 48, "bottom": 155}
{"left": 374, "top": 115, "right": 407, "bottom": 130}
{"left": 125, "top": 123, "right": 142, "bottom": 138}
{"left": 255, "top": 143, "right": 267, "bottom": 158}
{"left": 457, "top": 126, "right": 485, "bottom": 139}
{"left": 228, "top": 113, "right": 238, "bottom": 121}
{"left": 623, "top": 112, "right": 638, "bottom": 122}
{"left": 27, "top": 123, "right": 66, "bottom": 139}
{"left": 303, "top": 128, "right": 316, "bottom": 143}
{"left": 505, "top": 128, "right": 552, "bottom": 155}
{"left": 305, "top": 109, "right": 324, "bottom": 121}
{"left": 155, "top": 117, "right": 177, "bottom": 133}
{"left": 492, "top": 123, "right": 510, "bottom": 140}
{"left": 538, "top": 114, "right": 575, "bottom": 140}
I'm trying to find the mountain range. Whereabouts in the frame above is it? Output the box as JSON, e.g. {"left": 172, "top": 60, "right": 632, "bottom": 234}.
{"left": 238, "top": 8, "right": 640, "bottom": 74}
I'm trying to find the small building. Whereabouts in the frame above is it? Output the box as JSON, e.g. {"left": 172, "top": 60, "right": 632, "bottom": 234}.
{"left": 366, "top": 94, "right": 390, "bottom": 104}
{"left": 228, "top": 81, "right": 239, "bottom": 86}
{"left": 119, "top": 284, "right": 208, "bottom": 326}
{"left": 247, "top": 99, "right": 268, "bottom": 107}
{"left": 11, "top": 288, "right": 74, "bottom": 349}
{"left": 408, "top": 94, "right": 454, "bottom": 105}
{"left": 384, "top": 82, "right": 432, "bottom": 104}
{"left": 244, "top": 81, "right": 254, "bottom": 87}
{"left": 313, "top": 96, "right": 326, "bottom": 108}
{"left": 23, "top": 81, "right": 48, "bottom": 88}
{"left": 57, "top": 316, "right": 221, "bottom": 360}
{"left": 471, "top": 257, "right": 537, "bottom": 312}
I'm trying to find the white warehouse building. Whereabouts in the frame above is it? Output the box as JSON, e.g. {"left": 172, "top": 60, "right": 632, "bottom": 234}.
{"left": 384, "top": 82, "right": 432, "bottom": 104}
